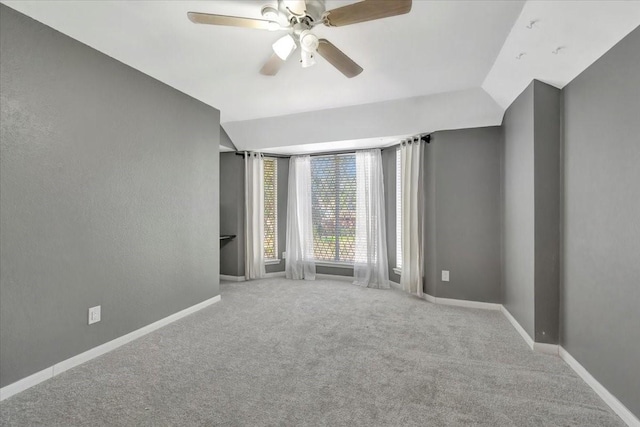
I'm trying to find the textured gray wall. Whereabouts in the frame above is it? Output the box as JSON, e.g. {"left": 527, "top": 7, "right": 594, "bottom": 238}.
{"left": 382, "top": 130, "right": 501, "bottom": 301}
{"left": 431, "top": 128, "right": 502, "bottom": 302}
{"left": 219, "top": 152, "right": 244, "bottom": 276}
{"left": 561, "top": 27, "right": 640, "bottom": 417}
{"left": 219, "top": 155, "right": 288, "bottom": 276}
{"left": 502, "top": 82, "right": 536, "bottom": 338}
{"left": 533, "top": 81, "right": 561, "bottom": 344}
{"left": 502, "top": 80, "right": 561, "bottom": 343}
{"left": 0, "top": 5, "right": 220, "bottom": 388}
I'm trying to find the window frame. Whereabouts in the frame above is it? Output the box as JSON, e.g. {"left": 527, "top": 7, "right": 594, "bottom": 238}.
{"left": 263, "top": 156, "right": 278, "bottom": 262}
{"left": 310, "top": 153, "right": 358, "bottom": 265}
{"left": 396, "top": 148, "right": 403, "bottom": 272}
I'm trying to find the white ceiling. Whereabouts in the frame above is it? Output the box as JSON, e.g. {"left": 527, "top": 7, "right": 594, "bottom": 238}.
{"left": 3, "top": 1, "right": 639, "bottom": 154}
{"left": 1, "top": 0, "right": 523, "bottom": 124}
{"left": 483, "top": 1, "right": 640, "bottom": 108}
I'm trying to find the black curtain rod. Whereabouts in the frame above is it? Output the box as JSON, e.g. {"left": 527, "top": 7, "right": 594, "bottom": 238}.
{"left": 233, "top": 134, "right": 431, "bottom": 159}
{"left": 234, "top": 152, "right": 290, "bottom": 159}
{"left": 234, "top": 150, "right": 353, "bottom": 159}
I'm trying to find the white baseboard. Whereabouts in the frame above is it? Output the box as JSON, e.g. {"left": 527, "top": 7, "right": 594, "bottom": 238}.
{"left": 434, "top": 296, "right": 501, "bottom": 311}
{"left": 220, "top": 274, "right": 245, "bottom": 282}
{"left": 533, "top": 342, "right": 559, "bottom": 355}
{"left": 499, "top": 308, "right": 558, "bottom": 355}
{"left": 389, "top": 280, "right": 402, "bottom": 290}
{"left": 559, "top": 347, "right": 639, "bottom": 427}
{"left": 0, "top": 367, "right": 54, "bottom": 402}
{"left": 0, "top": 295, "right": 221, "bottom": 401}
{"left": 499, "top": 306, "right": 637, "bottom": 425}
{"left": 221, "top": 272, "right": 285, "bottom": 281}
{"left": 422, "top": 293, "right": 437, "bottom": 303}
{"left": 264, "top": 271, "right": 286, "bottom": 279}
{"left": 494, "top": 305, "right": 638, "bottom": 424}
{"left": 418, "top": 292, "right": 500, "bottom": 311}
{"left": 316, "top": 273, "right": 353, "bottom": 282}
{"left": 500, "top": 305, "right": 535, "bottom": 350}
{"left": 390, "top": 281, "right": 500, "bottom": 310}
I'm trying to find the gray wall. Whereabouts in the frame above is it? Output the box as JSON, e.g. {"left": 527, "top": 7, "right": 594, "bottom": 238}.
{"left": 501, "top": 80, "right": 561, "bottom": 343}
{"left": 561, "top": 26, "right": 640, "bottom": 417}
{"left": 502, "top": 82, "right": 536, "bottom": 338}
{"left": 220, "top": 155, "right": 288, "bottom": 276}
{"left": 382, "top": 129, "right": 502, "bottom": 301}
{"left": 430, "top": 128, "right": 502, "bottom": 302}
{"left": 533, "top": 82, "right": 561, "bottom": 344}
{"left": 0, "top": 5, "right": 220, "bottom": 388}
{"left": 220, "top": 152, "right": 244, "bottom": 276}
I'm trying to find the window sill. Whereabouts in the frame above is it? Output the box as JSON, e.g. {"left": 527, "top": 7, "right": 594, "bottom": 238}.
{"left": 315, "top": 261, "right": 353, "bottom": 269}
{"left": 393, "top": 267, "right": 402, "bottom": 276}
{"left": 265, "top": 259, "right": 281, "bottom": 265}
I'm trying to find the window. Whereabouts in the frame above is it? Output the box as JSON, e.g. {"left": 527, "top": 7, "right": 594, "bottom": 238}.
{"left": 263, "top": 157, "right": 278, "bottom": 260}
{"left": 311, "top": 154, "right": 357, "bottom": 263}
{"left": 396, "top": 149, "right": 403, "bottom": 270}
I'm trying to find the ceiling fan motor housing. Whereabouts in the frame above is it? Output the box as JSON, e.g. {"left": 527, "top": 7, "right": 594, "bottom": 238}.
{"left": 278, "top": 0, "right": 326, "bottom": 23}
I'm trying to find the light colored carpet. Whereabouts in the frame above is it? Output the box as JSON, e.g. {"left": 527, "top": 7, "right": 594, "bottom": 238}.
{"left": 0, "top": 278, "right": 624, "bottom": 426}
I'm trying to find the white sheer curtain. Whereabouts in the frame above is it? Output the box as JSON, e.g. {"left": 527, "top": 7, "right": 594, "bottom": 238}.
{"left": 244, "top": 152, "right": 266, "bottom": 280}
{"left": 285, "top": 156, "right": 316, "bottom": 280}
{"left": 400, "top": 138, "right": 423, "bottom": 295}
{"left": 353, "top": 149, "right": 389, "bottom": 288}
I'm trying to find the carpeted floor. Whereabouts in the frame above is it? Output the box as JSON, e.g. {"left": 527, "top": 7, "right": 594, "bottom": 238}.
{"left": 0, "top": 278, "right": 624, "bottom": 426}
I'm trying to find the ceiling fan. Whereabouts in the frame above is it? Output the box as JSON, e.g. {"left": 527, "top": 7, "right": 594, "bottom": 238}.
{"left": 187, "top": 0, "right": 412, "bottom": 78}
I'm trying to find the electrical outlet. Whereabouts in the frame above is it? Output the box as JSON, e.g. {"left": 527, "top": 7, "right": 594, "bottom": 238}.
{"left": 88, "top": 305, "right": 101, "bottom": 325}
{"left": 441, "top": 270, "right": 450, "bottom": 282}
{"left": 282, "top": 252, "right": 286, "bottom": 259}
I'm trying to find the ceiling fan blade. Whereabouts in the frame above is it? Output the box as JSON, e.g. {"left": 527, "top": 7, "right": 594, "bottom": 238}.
{"left": 260, "top": 53, "right": 286, "bottom": 76}
{"left": 187, "top": 12, "right": 275, "bottom": 30}
{"left": 323, "top": 0, "right": 412, "bottom": 27}
{"left": 317, "top": 39, "right": 363, "bottom": 78}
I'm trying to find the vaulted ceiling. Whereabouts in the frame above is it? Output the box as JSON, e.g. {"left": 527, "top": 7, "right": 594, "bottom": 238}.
{"left": 3, "top": 1, "right": 639, "bottom": 154}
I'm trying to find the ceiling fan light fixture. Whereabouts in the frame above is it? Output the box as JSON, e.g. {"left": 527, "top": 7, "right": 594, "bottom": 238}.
{"left": 261, "top": 6, "right": 279, "bottom": 21}
{"left": 272, "top": 34, "right": 297, "bottom": 60}
{"left": 299, "top": 30, "right": 319, "bottom": 52}
{"left": 189, "top": 0, "right": 414, "bottom": 77}
{"left": 300, "top": 50, "right": 316, "bottom": 68}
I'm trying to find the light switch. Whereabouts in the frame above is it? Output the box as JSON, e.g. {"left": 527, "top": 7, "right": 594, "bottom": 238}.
{"left": 441, "top": 270, "right": 450, "bottom": 282}
{"left": 88, "top": 305, "right": 101, "bottom": 325}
